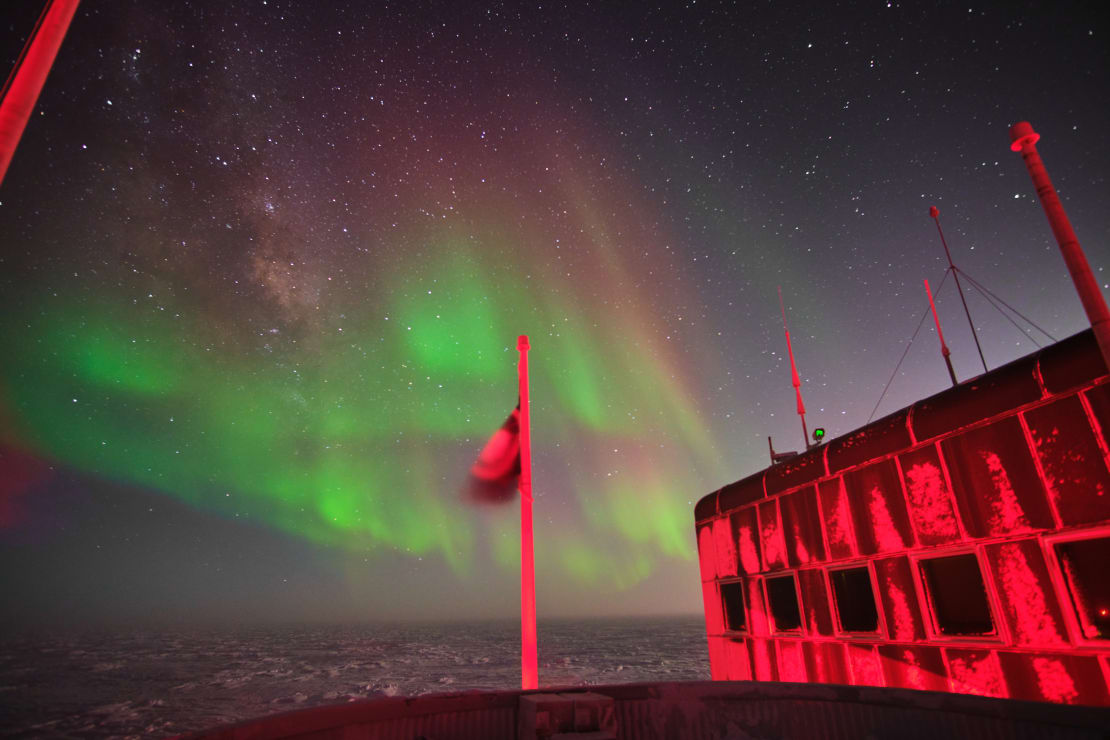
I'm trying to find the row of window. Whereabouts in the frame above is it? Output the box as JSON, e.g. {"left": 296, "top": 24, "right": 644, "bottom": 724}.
{"left": 719, "top": 565, "right": 887, "bottom": 636}
{"left": 718, "top": 534, "right": 1110, "bottom": 643}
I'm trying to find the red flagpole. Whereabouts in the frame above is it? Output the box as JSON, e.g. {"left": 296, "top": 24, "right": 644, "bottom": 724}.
{"left": 517, "top": 334, "right": 537, "bottom": 690}
{"left": 0, "top": 0, "right": 82, "bottom": 187}
{"left": 924, "top": 278, "right": 959, "bottom": 387}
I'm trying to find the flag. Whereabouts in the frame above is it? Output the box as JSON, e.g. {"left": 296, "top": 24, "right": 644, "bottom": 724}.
{"left": 468, "top": 402, "right": 521, "bottom": 503}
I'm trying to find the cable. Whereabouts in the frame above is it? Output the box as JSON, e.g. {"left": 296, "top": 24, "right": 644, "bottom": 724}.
{"left": 868, "top": 270, "right": 951, "bottom": 423}
{"left": 962, "top": 276, "right": 1044, "bottom": 348}
{"left": 954, "top": 267, "right": 1057, "bottom": 343}
{"left": 867, "top": 259, "right": 1058, "bottom": 423}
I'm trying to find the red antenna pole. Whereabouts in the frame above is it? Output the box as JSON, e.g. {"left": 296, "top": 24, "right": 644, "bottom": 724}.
{"left": 1010, "top": 121, "right": 1110, "bottom": 371}
{"left": 924, "top": 278, "right": 958, "bottom": 386}
{"left": 0, "top": 0, "right": 82, "bottom": 187}
{"left": 516, "top": 335, "right": 537, "bottom": 690}
{"left": 930, "top": 207, "right": 989, "bottom": 374}
{"left": 778, "top": 287, "right": 809, "bottom": 450}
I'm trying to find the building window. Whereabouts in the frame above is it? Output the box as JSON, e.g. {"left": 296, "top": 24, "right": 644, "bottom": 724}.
{"left": 829, "top": 566, "right": 879, "bottom": 633}
{"left": 918, "top": 553, "right": 996, "bottom": 637}
{"left": 766, "top": 574, "right": 803, "bottom": 632}
{"left": 1054, "top": 536, "right": 1110, "bottom": 640}
{"left": 720, "top": 581, "right": 747, "bottom": 632}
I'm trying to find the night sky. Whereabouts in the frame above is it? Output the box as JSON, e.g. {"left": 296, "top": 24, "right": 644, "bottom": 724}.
{"left": 1, "top": 1, "right": 1107, "bottom": 627}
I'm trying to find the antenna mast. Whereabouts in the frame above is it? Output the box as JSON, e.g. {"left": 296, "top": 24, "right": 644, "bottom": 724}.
{"left": 778, "top": 287, "right": 810, "bottom": 451}
{"left": 930, "top": 207, "right": 989, "bottom": 374}
{"left": 1010, "top": 121, "right": 1110, "bottom": 371}
{"left": 924, "top": 278, "right": 959, "bottom": 386}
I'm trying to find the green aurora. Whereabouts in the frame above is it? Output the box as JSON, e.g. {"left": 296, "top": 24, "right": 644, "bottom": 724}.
{"left": 1, "top": 238, "right": 729, "bottom": 590}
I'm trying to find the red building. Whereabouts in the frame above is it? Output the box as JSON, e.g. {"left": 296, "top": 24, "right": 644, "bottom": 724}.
{"left": 695, "top": 328, "right": 1110, "bottom": 705}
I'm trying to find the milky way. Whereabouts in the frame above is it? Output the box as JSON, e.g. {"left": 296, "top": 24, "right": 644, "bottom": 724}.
{"left": 1, "top": 1, "right": 1107, "bottom": 624}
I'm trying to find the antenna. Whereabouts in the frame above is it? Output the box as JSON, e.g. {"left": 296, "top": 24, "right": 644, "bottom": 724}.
{"left": 1010, "top": 121, "right": 1110, "bottom": 370}
{"left": 768, "top": 436, "right": 798, "bottom": 465}
{"left": 930, "top": 207, "right": 989, "bottom": 374}
{"left": 778, "top": 287, "right": 810, "bottom": 451}
{"left": 924, "top": 278, "right": 958, "bottom": 386}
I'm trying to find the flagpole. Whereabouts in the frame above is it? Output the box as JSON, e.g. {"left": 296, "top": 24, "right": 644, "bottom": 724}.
{"left": 0, "top": 0, "right": 82, "bottom": 187}
{"left": 517, "top": 334, "right": 538, "bottom": 690}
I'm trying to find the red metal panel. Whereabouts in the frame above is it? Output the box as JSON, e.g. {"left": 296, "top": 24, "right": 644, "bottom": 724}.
{"left": 844, "top": 459, "right": 914, "bottom": 555}
{"left": 847, "top": 644, "right": 884, "bottom": 687}
{"left": 873, "top": 555, "right": 926, "bottom": 642}
{"left": 732, "top": 508, "right": 762, "bottom": 575}
{"left": 764, "top": 448, "right": 825, "bottom": 496}
{"left": 697, "top": 524, "right": 716, "bottom": 582}
{"left": 996, "top": 651, "right": 1110, "bottom": 706}
{"left": 725, "top": 638, "right": 753, "bottom": 681}
{"left": 1025, "top": 395, "right": 1110, "bottom": 526}
{"left": 912, "top": 357, "right": 1041, "bottom": 442}
{"left": 707, "top": 636, "right": 728, "bottom": 680}
{"left": 817, "top": 476, "right": 860, "bottom": 560}
{"left": 898, "top": 444, "right": 962, "bottom": 545}
{"left": 1084, "top": 384, "right": 1110, "bottom": 454}
{"left": 803, "top": 641, "right": 850, "bottom": 685}
{"left": 1038, "top": 329, "right": 1107, "bottom": 394}
{"left": 746, "top": 577, "right": 769, "bottom": 637}
{"left": 749, "top": 637, "right": 778, "bottom": 681}
{"left": 797, "top": 567, "right": 834, "bottom": 637}
{"left": 776, "top": 639, "right": 808, "bottom": 683}
{"left": 878, "top": 645, "right": 948, "bottom": 692}
{"left": 702, "top": 580, "right": 724, "bottom": 635}
{"left": 941, "top": 417, "right": 1055, "bottom": 537}
{"left": 983, "top": 539, "right": 1068, "bottom": 648}
{"left": 758, "top": 499, "right": 787, "bottom": 571}
{"left": 718, "top": 470, "right": 766, "bottom": 514}
{"left": 713, "top": 516, "right": 739, "bottom": 578}
{"left": 1051, "top": 530, "right": 1110, "bottom": 641}
{"left": 826, "top": 409, "right": 913, "bottom": 475}
{"left": 945, "top": 649, "right": 1010, "bottom": 698}
{"left": 694, "top": 489, "right": 719, "bottom": 522}
{"left": 780, "top": 486, "right": 827, "bottom": 566}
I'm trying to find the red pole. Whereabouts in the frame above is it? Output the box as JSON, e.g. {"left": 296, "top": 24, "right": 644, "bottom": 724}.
{"left": 924, "top": 278, "right": 958, "bottom": 386}
{"left": 1010, "top": 121, "right": 1110, "bottom": 371}
{"left": 778, "top": 288, "right": 809, "bottom": 449}
{"left": 517, "top": 334, "right": 538, "bottom": 690}
{"left": 0, "top": 0, "right": 82, "bottom": 187}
